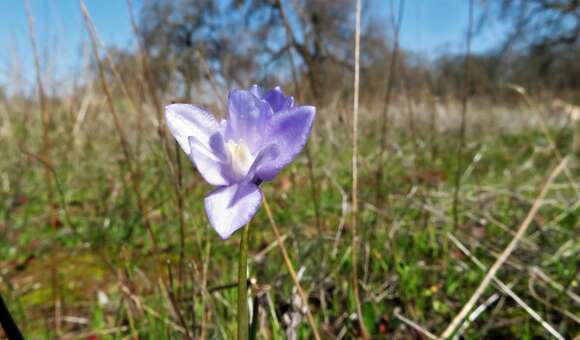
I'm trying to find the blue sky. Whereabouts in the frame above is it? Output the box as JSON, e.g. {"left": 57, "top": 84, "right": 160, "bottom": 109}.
{"left": 386, "top": 1, "right": 508, "bottom": 55}
{"left": 0, "top": 0, "right": 134, "bottom": 92}
{"left": 0, "top": 0, "right": 510, "bottom": 93}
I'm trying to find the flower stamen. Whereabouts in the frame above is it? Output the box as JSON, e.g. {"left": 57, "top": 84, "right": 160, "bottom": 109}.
{"left": 225, "top": 139, "right": 254, "bottom": 178}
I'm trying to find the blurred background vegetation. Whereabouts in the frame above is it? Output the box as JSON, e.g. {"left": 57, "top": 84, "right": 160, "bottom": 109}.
{"left": 0, "top": 0, "right": 578, "bottom": 339}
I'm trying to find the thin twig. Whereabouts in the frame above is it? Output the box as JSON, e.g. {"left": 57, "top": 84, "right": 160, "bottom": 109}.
{"left": 195, "top": 50, "right": 224, "bottom": 113}
{"left": 441, "top": 157, "right": 568, "bottom": 338}
{"left": 262, "top": 196, "right": 321, "bottom": 340}
{"left": 252, "top": 234, "right": 288, "bottom": 263}
{"left": 161, "top": 269, "right": 193, "bottom": 339}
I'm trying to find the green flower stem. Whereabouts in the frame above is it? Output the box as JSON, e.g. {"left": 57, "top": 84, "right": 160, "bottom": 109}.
{"left": 237, "top": 223, "right": 251, "bottom": 340}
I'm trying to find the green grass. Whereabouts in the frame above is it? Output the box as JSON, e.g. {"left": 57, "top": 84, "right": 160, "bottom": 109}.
{"left": 0, "top": 102, "right": 578, "bottom": 339}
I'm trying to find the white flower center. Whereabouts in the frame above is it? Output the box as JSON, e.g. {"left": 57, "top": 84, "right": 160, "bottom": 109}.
{"left": 225, "top": 139, "right": 254, "bottom": 178}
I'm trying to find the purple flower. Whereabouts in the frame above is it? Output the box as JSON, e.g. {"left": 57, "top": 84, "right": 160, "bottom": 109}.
{"left": 165, "top": 85, "right": 315, "bottom": 239}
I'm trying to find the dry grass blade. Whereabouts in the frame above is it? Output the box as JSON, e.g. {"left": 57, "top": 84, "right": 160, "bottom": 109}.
{"left": 457, "top": 292, "right": 502, "bottom": 338}
{"left": 447, "top": 233, "right": 566, "bottom": 340}
{"left": 441, "top": 157, "right": 569, "bottom": 339}
{"left": 506, "top": 84, "right": 580, "bottom": 200}
{"left": 530, "top": 266, "right": 580, "bottom": 305}
{"left": 262, "top": 195, "right": 321, "bottom": 340}
{"left": 394, "top": 308, "right": 442, "bottom": 340}
{"left": 528, "top": 273, "right": 580, "bottom": 325}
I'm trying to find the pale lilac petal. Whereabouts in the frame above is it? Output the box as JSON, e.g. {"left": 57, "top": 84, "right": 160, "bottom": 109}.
{"left": 225, "top": 90, "right": 273, "bottom": 150}
{"left": 208, "top": 133, "right": 228, "bottom": 160}
{"left": 165, "top": 104, "right": 219, "bottom": 155}
{"left": 256, "top": 106, "right": 315, "bottom": 180}
{"left": 188, "top": 136, "right": 230, "bottom": 186}
{"left": 249, "top": 84, "right": 263, "bottom": 98}
{"left": 204, "top": 182, "right": 262, "bottom": 239}
{"left": 245, "top": 144, "right": 280, "bottom": 182}
{"left": 263, "top": 86, "right": 294, "bottom": 112}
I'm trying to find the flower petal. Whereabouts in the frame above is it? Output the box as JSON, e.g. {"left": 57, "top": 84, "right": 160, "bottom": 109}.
{"left": 188, "top": 135, "right": 230, "bottom": 186}
{"left": 248, "top": 84, "right": 263, "bottom": 99}
{"left": 256, "top": 106, "right": 316, "bottom": 181}
{"left": 245, "top": 144, "right": 280, "bottom": 182}
{"left": 165, "top": 104, "right": 219, "bottom": 155}
{"left": 225, "top": 90, "right": 273, "bottom": 150}
{"left": 263, "top": 86, "right": 294, "bottom": 112}
{"left": 204, "top": 182, "right": 262, "bottom": 239}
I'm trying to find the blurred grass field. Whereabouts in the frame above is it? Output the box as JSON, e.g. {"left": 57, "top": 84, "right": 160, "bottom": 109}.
{"left": 1, "top": 91, "right": 578, "bottom": 338}
{"left": 1, "top": 0, "right": 580, "bottom": 339}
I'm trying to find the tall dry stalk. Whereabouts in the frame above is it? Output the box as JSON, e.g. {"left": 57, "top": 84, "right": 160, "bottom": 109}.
{"left": 80, "top": 0, "right": 164, "bottom": 280}
{"left": 451, "top": 0, "right": 474, "bottom": 232}
{"left": 351, "top": 0, "right": 368, "bottom": 338}
{"left": 274, "top": 0, "right": 322, "bottom": 237}
{"left": 366, "top": 0, "right": 406, "bottom": 287}
{"left": 82, "top": 4, "right": 196, "bottom": 338}
{"left": 24, "top": 0, "right": 61, "bottom": 335}
{"left": 400, "top": 63, "right": 419, "bottom": 160}
{"left": 375, "top": 0, "right": 405, "bottom": 207}
{"left": 127, "top": 0, "right": 163, "bottom": 129}
{"left": 128, "top": 2, "right": 223, "bottom": 331}
{"left": 125, "top": 0, "right": 190, "bottom": 280}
